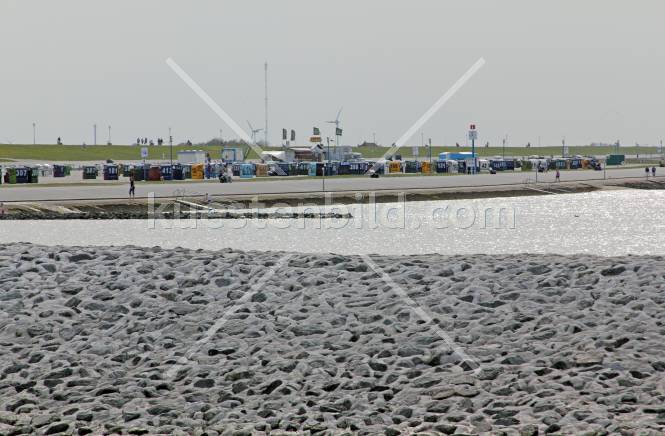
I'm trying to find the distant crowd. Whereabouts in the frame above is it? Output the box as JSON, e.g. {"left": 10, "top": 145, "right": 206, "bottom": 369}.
{"left": 136, "top": 137, "right": 192, "bottom": 146}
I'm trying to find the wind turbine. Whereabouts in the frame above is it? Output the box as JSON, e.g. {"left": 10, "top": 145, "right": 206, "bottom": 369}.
{"left": 247, "top": 121, "right": 264, "bottom": 144}
{"left": 326, "top": 107, "right": 343, "bottom": 158}
{"left": 326, "top": 107, "right": 343, "bottom": 135}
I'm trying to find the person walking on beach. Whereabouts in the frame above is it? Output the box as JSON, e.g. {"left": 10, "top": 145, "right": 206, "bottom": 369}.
{"left": 646, "top": 166, "right": 650, "bottom": 178}
{"left": 555, "top": 169, "right": 560, "bottom": 182}
{"left": 129, "top": 175, "right": 135, "bottom": 198}
{"left": 652, "top": 166, "right": 657, "bottom": 177}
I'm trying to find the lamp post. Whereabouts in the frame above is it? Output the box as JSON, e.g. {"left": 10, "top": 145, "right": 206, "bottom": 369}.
{"left": 502, "top": 136, "right": 506, "bottom": 159}
{"left": 472, "top": 135, "right": 476, "bottom": 175}
{"left": 169, "top": 127, "right": 173, "bottom": 168}
{"left": 469, "top": 124, "right": 477, "bottom": 175}
{"left": 428, "top": 138, "right": 432, "bottom": 174}
{"left": 323, "top": 137, "right": 330, "bottom": 192}
{"left": 32, "top": 122, "right": 36, "bottom": 145}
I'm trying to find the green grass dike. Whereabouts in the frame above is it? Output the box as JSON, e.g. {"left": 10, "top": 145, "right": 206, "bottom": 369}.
{"left": 0, "top": 143, "right": 658, "bottom": 162}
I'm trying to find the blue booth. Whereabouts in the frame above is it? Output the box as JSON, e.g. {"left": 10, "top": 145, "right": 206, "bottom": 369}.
{"left": 240, "top": 163, "right": 254, "bottom": 179}
{"left": 276, "top": 162, "right": 290, "bottom": 176}
{"left": 490, "top": 160, "right": 507, "bottom": 171}
{"left": 404, "top": 161, "right": 420, "bottom": 173}
{"left": 308, "top": 162, "right": 318, "bottom": 176}
{"left": 161, "top": 165, "right": 173, "bottom": 180}
{"left": 349, "top": 162, "right": 369, "bottom": 174}
{"left": 172, "top": 164, "right": 184, "bottom": 180}
{"left": 53, "top": 165, "right": 66, "bottom": 178}
{"left": 103, "top": 164, "right": 119, "bottom": 181}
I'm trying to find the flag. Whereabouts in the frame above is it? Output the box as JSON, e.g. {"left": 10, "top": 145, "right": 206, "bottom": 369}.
{"left": 313, "top": 127, "right": 320, "bottom": 135}
{"left": 282, "top": 128, "right": 287, "bottom": 140}
{"left": 290, "top": 129, "right": 295, "bottom": 141}
{"left": 335, "top": 127, "right": 343, "bottom": 136}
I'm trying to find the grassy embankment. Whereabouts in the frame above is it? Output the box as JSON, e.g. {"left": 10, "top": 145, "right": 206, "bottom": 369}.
{"left": 0, "top": 143, "right": 659, "bottom": 162}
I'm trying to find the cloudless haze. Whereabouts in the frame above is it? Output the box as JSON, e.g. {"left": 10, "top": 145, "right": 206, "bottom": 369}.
{"left": 1, "top": 0, "right": 664, "bottom": 148}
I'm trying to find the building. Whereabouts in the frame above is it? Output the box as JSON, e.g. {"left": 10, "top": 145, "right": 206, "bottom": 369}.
{"left": 177, "top": 150, "right": 208, "bottom": 164}
{"left": 323, "top": 145, "right": 361, "bottom": 162}
{"left": 438, "top": 151, "right": 475, "bottom": 161}
{"left": 357, "top": 141, "right": 382, "bottom": 148}
{"left": 221, "top": 147, "right": 244, "bottom": 162}
{"left": 261, "top": 145, "right": 324, "bottom": 162}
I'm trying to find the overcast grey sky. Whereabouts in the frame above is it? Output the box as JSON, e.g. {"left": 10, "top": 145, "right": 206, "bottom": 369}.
{"left": 1, "top": 0, "right": 664, "bottom": 147}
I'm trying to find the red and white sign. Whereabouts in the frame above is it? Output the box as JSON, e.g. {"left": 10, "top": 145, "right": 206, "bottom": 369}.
{"left": 468, "top": 124, "right": 478, "bottom": 140}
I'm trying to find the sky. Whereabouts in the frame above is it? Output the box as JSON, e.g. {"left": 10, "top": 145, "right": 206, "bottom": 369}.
{"left": 1, "top": 0, "right": 664, "bottom": 148}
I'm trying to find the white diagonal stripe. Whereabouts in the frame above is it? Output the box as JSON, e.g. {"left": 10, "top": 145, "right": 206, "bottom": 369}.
{"left": 166, "top": 57, "right": 267, "bottom": 160}
{"left": 164, "top": 253, "right": 293, "bottom": 379}
{"left": 376, "top": 57, "right": 486, "bottom": 166}
{"left": 361, "top": 254, "right": 482, "bottom": 375}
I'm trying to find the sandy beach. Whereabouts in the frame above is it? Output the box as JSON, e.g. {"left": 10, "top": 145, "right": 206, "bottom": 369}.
{"left": 1, "top": 243, "right": 664, "bottom": 435}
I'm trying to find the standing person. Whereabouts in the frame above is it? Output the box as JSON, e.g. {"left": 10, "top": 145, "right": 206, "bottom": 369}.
{"left": 652, "top": 166, "right": 657, "bottom": 177}
{"left": 129, "top": 175, "right": 135, "bottom": 198}
{"left": 555, "top": 169, "right": 560, "bottom": 182}
{"left": 646, "top": 166, "right": 650, "bottom": 178}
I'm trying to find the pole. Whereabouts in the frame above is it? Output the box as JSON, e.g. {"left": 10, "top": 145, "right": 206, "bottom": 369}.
{"left": 169, "top": 127, "right": 173, "bottom": 168}
{"left": 93, "top": 124, "right": 97, "bottom": 146}
{"left": 562, "top": 137, "right": 565, "bottom": 157}
{"left": 108, "top": 125, "right": 111, "bottom": 144}
{"left": 264, "top": 61, "right": 268, "bottom": 146}
{"left": 472, "top": 137, "right": 476, "bottom": 175}
{"left": 32, "top": 122, "right": 36, "bottom": 145}
{"left": 502, "top": 137, "right": 506, "bottom": 159}
{"left": 604, "top": 158, "right": 606, "bottom": 180}
{"left": 428, "top": 137, "right": 432, "bottom": 174}
{"left": 323, "top": 137, "right": 329, "bottom": 192}
{"left": 335, "top": 130, "right": 339, "bottom": 159}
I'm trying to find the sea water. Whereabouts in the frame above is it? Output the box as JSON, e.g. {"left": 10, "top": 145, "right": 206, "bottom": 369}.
{"left": 1, "top": 190, "right": 664, "bottom": 256}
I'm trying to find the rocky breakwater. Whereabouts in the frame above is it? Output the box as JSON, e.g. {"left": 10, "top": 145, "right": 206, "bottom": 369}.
{"left": 1, "top": 244, "right": 665, "bottom": 435}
